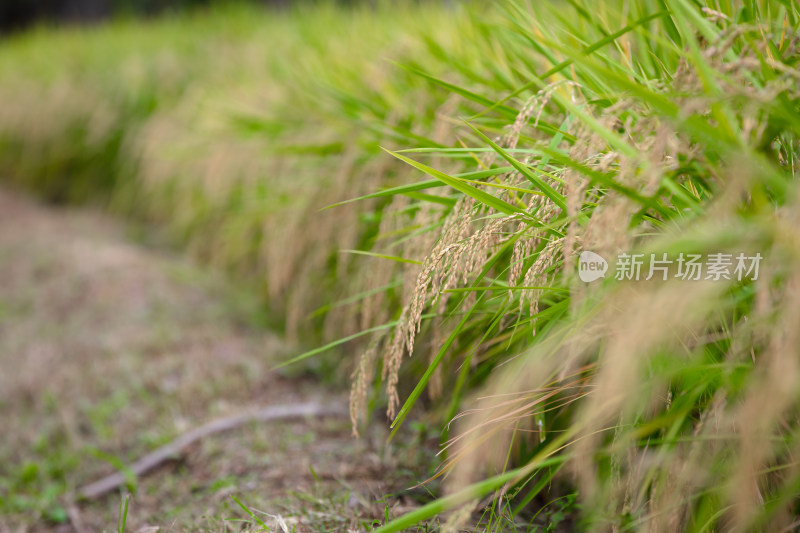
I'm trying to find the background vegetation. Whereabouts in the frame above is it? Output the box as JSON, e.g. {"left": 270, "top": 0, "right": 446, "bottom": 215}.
{"left": 1, "top": 0, "right": 799, "bottom": 530}
{"left": 0, "top": 0, "right": 286, "bottom": 33}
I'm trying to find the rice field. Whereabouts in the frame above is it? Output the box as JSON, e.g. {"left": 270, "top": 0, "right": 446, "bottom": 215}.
{"left": 1, "top": 0, "right": 800, "bottom": 531}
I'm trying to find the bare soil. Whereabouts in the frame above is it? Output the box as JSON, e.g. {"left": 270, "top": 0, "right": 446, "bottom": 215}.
{"left": 0, "top": 189, "right": 431, "bottom": 532}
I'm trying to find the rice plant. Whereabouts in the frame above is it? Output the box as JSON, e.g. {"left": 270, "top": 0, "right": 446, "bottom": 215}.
{"left": 342, "top": 1, "right": 800, "bottom": 530}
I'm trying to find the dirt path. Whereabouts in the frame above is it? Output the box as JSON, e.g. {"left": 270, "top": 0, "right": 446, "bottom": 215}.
{"left": 0, "top": 190, "right": 422, "bottom": 532}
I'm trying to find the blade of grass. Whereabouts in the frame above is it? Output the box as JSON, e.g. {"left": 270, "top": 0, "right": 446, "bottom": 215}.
{"left": 339, "top": 249, "right": 422, "bottom": 265}
{"left": 382, "top": 148, "right": 533, "bottom": 219}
